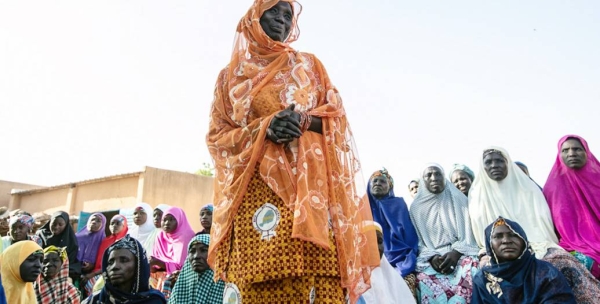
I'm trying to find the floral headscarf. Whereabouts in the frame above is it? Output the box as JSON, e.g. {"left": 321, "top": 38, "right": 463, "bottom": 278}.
{"left": 35, "top": 246, "right": 80, "bottom": 304}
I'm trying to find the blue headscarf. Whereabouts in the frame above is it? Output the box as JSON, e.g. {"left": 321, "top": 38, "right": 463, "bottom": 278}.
{"left": 367, "top": 169, "right": 418, "bottom": 277}
{"left": 471, "top": 217, "right": 575, "bottom": 304}
{"left": 87, "top": 235, "right": 165, "bottom": 304}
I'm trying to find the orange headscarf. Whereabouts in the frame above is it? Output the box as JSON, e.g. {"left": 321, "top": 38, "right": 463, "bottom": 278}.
{"left": 206, "top": 0, "right": 379, "bottom": 301}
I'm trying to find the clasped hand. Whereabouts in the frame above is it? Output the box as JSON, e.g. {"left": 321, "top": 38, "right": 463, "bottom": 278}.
{"left": 430, "top": 250, "right": 462, "bottom": 274}
{"left": 267, "top": 104, "right": 302, "bottom": 144}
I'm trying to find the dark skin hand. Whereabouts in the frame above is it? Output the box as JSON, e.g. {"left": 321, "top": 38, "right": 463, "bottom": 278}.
{"left": 267, "top": 104, "right": 322, "bottom": 144}
{"left": 430, "top": 250, "right": 462, "bottom": 274}
{"left": 149, "top": 257, "right": 166, "bottom": 273}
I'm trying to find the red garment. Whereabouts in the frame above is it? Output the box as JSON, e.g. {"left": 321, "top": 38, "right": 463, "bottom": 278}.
{"left": 92, "top": 215, "right": 128, "bottom": 272}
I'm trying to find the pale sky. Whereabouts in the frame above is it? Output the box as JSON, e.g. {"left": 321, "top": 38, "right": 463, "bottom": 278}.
{"left": 1, "top": 0, "right": 599, "bottom": 200}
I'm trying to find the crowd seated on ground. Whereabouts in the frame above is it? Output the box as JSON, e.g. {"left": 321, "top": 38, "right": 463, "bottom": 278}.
{"left": 1, "top": 134, "right": 598, "bottom": 303}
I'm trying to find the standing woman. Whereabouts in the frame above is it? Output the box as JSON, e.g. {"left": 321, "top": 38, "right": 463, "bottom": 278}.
{"left": 76, "top": 213, "right": 106, "bottom": 286}
{"left": 544, "top": 135, "right": 600, "bottom": 278}
{"left": 196, "top": 204, "right": 213, "bottom": 235}
{"left": 83, "top": 215, "right": 128, "bottom": 296}
{"left": 206, "top": 1, "right": 379, "bottom": 303}
{"left": 36, "top": 211, "right": 81, "bottom": 283}
{"left": 0, "top": 240, "right": 43, "bottom": 303}
{"left": 130, "top": 203, "right": 160, "bottom": 258}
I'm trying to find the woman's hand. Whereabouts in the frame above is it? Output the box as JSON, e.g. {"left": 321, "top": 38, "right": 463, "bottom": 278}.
{"left": 439, "top": 250, "right": 462, "bottom": 274}
{"left": 149, "top": 257, "right": 166, "bottom": 272}
{"left": 429, "top": 255, "right": 444, "bottom": 272}
{"left": 267, "top": 104, "right": 302, "bottom": 143}
{"left": 479, "top": 254, "right": 491, "bottom": 269}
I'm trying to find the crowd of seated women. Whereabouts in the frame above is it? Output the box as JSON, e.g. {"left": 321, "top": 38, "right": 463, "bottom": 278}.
{"left": 0, "top": 133, "right": 597, "bottom": 303}
{"left": 367, "top": 134, "right": 600, "bottom": 303}
{"left": 0, "top": 202, "right": 221, "bottom": 303}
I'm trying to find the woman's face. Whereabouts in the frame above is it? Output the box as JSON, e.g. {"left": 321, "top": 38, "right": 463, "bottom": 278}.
{"left": 199, "top": 209, "right": 213, "bottom": 230}
{"left": 153, "top": 209, "right": 164, "bottom": 229}
{"left": 87, "top": 215, "right": 103, "bottom": 232}
{"left": 376, "top": 230, "right": 384, "bottom": 259}
{"left": 20, "top": 252, "right": 43, "bottom": 282}
{"left": 561, "top": 138, "right": 588, "bottom": 169}
{"left": 10, "top": 222, "right": 29, "bottom": 242}
{"left": 107, "top": 248, "right": 135, "bottom": 288}
{"left": 370, "top": 176, "right": 391, "bottom": 198}
{"left": 483, "top": 152, "right": 508, "bottom": 181}
{"left": 162, "top": 214, "right": 178, "bottom": 233}
{"left": 188, "top": 242, "right": 209, "bottom": 273}
{"left": 423, "top": 166, "right": 445, "bottom": 194}
{"left": 133, "top": 207, "right": 148, "bottom": 226}
{"left": 109, "top": 217, "right": 124, "bottom": 235}
{"left": 259, "top": 1, "right": 293, "bottom": 42}
{"left": 451, "top": 170, "right": 472, "bottom": 196}
{"left": 51, "top": 216, "right": 67, "bottom": 236}
{"left": 490, "top": 224, "right": 525, "bottom": 263}
{"left": 408, "top": 181, "right": 419, "bottom": 198}
{"left": 42, "top": 252, "right": 62, "bottom": 279}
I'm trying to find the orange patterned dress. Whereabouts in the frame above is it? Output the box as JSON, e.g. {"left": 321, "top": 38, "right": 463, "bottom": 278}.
{"left": 206, "top": 1, "right": 379, "bottom": 303}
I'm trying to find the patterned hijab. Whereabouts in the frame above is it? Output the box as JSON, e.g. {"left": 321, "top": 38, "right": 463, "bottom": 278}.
{"left": 543, "top": 135, "right": 600, "bottom": 264}
{"left": 76, "top": 212, "right": 106, "bottom": 264}
{"left": 474, "top": 217, "right": 576, "bottom": 303}
{"left": 448, "top": 163, "right": 475, "bottom": 181}
{"left": 0, "top": 240, "right": 43, "bottom": 303}
{"left": 152, "top": 207, "right": 195, "bottom": 275}
{"left": 93, "top": 235, "right": 165, "bottom": 304}
{"left": 207, "top": 1, "right": 379, "bottom": 300}
{"left": 410, "top": 163, "right": 479, "bottom": 267}
{"left": 35, "top": 246, "right": 80, "bottom": 304}
{"left": 469, "top": 146, "right": 559, "bottom": 258}
{"left": 168, "top": 234, "right": 225, "bottom": 303}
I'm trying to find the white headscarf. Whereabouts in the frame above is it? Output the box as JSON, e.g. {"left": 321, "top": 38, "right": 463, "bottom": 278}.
{"left": 410, "top": 163, "right": 480, "bottom": 268}
{"left": 468, "top": 146, "right": 560, "bottom": 258}
{"left": 129, "top": 202, "right": 159, "bottom": 257}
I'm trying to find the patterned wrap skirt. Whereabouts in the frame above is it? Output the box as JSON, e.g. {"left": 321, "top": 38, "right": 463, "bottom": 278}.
{"left": 215, "top": 170, "right": 345, "bottom": 304}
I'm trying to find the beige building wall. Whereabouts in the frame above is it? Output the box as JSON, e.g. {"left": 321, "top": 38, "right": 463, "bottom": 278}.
{"left": 0, "top": 180, "right": 43, "bottom": 208}
{"left": 74, "top": 176, "right": 139, "bottom": 213}
{"left": 17, "top": 187, "right": 70, "bottom": 215}
{"left": 141, "top": 167, "right": 214, "bottom": 232}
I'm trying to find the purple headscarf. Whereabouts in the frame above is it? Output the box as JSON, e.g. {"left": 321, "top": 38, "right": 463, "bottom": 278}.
{"left": 75, "top": 212, "right": 106, "bottom": 264}
{"left": 544, "top": 135, "right": 600, "bottom": 264}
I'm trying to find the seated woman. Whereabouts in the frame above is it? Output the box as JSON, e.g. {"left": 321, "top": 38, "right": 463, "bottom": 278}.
{"left": 410, "top": 163, "right": 480, "bottom": 303}
{"left": 83, "top": 214, "right": 129, "bottom": 296}
{"left": 472, "top": 217, "right": 575, "bottom": 303}
{"left": 150, "top": 207, "right": 195, "bottom": 293}
{"left": 0, "top": 213, "right": 42, "bottom": 252}
{"left": 0, "top": 240, "right": 43, "bottom": 303}
{"left": 359, "top": 222, "right": 416, "bottom": 304}
{"left": 544, "top": 135, "right": 600, "bottom": 279}
{"left": 36, "top": 211, "right": 81, "bottom": 284}
{"left": 34, "top": 245, "right": 81, "bottom": 304}
{"left": 82, "top": 235, "right": 166, "bottom": 304}
{"left": 469, "top": 146, "right": 600, "bottom": 303}
{"left": 367, "top": 169, "right": 418, "bottom": 296}
{"left": 130, "top": 203, "right": 160, "bottom": 259}
{"left": 449, "top": 163, "right": 475, "bottom": 196}
{"left": 196, "top": 204, "right": 213, "bottom": 235}
{"left": 76, "top": 212, "right": 106, "bottom": 293}
{"left": 168, "top": 234, "right": 225, "bottom": 303}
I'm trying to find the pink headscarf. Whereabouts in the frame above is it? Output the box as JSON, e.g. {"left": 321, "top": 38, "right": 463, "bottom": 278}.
{"left": 151, "top": 207, "right": 195, "bottom": 275}
{"left": 544, "top": 135, "right": 600, "bottom": 264}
